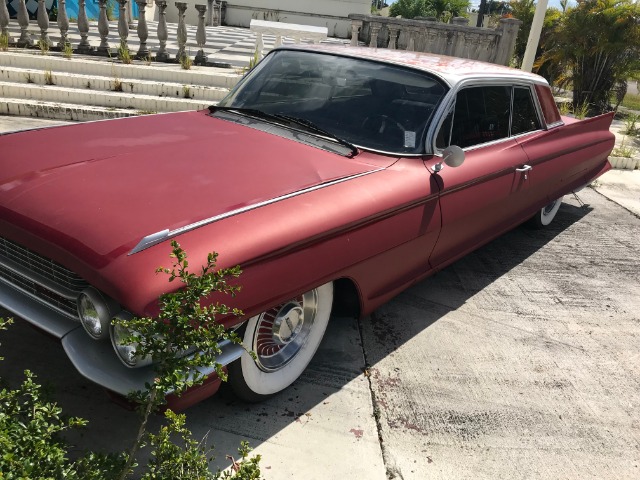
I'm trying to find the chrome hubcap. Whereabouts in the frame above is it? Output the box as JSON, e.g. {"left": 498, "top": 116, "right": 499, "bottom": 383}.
{"left": 253, "top": 290, "right": 318, "bottom": 372}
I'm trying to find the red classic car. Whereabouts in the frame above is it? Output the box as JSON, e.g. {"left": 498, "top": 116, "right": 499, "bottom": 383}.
{"left": 0, "top": 45, "right": 615, "bottom": 407}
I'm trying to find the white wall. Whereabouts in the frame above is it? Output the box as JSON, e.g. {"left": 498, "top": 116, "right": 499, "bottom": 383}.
{"left": 163, "top": 0, "right": 371, "bottom": 38}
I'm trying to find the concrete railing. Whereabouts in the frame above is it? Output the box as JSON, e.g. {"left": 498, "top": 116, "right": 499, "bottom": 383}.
{"left": 249, "top": 19, "right": 327, "bottom": 59}
{"left": 348, "top": 14, "right": 522, "bottom": 66}
{"left": 0, "top": 0, "right": 223, "bottom": 65}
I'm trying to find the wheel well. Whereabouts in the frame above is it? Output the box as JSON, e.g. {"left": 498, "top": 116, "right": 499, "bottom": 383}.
{"left": 332, "top": 278, "right": 361, "bottom": 319}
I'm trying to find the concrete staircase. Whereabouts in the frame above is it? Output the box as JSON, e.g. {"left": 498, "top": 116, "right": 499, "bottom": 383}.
{"left": 0, "top": 51, "right": 244, "bottom": 121}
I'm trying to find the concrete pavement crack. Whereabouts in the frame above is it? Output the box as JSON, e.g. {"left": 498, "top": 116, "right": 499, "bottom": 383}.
{"left": 357, "top": 312, "right": 404, "bottom": 480}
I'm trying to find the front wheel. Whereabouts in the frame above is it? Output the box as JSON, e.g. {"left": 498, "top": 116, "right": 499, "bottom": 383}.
{"left": 228, "top": 282, "right": 333, "bottom": 402}
{"left": 529, "top": 196, "right": 563, "bottom": 228}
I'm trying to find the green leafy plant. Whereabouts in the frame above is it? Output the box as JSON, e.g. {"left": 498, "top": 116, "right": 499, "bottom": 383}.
{"left": 62, "top": 42, "right": 73, "bottom": 59}
{"left": 112, "top": 241, "right": 248, "bottom": 478}
{"left": 24, "top": 72, "right": 34, "bottom": 84}
{"left": 537, "top": 0, "right": 640, "bottom": 114}
{"left": 0, "top": 33, "right": 9, "bottom": 52}
{"left": 0, "top": 244, "right": 262, "bottom": 480}
{"left": 182, "top": 85, "right": 191, "bottom": 98}
{"left": 44, "top": 69, "right": 55, "bottom": 85}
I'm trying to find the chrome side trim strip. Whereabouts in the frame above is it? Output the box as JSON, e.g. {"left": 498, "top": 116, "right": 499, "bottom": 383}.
{"left": 129, "top": 168, "right": 385, "bottom": 255}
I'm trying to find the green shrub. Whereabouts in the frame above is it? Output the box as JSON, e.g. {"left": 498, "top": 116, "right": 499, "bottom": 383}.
{"left": 0, "top": 242, "right": 262, "bottom": 480}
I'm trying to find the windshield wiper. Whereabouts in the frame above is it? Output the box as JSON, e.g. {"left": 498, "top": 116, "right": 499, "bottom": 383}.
{"left": 208, "top": 106, "right": 358, "bottom": 156}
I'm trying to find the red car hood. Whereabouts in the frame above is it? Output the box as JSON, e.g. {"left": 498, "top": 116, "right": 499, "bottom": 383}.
{"left": 0, "top": 110, "right": 384, "bottom": 267}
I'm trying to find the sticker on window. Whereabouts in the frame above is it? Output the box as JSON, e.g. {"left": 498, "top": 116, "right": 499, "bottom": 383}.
{"left": 404, "top": 131, "right": 416, "bottom": 149}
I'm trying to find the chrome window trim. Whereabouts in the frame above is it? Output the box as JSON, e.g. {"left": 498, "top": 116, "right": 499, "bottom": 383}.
{"left": 427, "top": 78, "right": 548, "bottom": 156}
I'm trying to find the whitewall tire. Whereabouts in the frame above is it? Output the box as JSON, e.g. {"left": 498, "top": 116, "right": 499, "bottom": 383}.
{"left": 229, "top": 282, "right": 333, "bottom": 402}
{"left": 530, "top": 196, "right": 563, "bottom": 228}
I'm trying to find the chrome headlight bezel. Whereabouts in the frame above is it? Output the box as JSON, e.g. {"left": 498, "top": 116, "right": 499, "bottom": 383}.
{"left": 77, "top": 287, "right": 115, "bottom": 340}
{"left": 110, "top": 312, "right": 153, "bottom": 368}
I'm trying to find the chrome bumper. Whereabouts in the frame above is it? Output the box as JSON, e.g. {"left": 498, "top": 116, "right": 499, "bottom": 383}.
{"left": 0, "top": 279, "right": 245, "bottom": 396}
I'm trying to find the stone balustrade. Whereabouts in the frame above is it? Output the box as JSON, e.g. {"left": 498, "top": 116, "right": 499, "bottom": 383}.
{"left": 249, "top": 19, "right": 328, "bottom": 59}
{"left": 348, "top": 14, "right": 522, "bottom": 66}
{"left": 0, "top": 0, "right": 228, "bottom": 65}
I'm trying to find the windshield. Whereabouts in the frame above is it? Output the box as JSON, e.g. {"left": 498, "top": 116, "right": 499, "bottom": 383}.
{"left": 219, "top": 50, "right": 448, "bottom": 155}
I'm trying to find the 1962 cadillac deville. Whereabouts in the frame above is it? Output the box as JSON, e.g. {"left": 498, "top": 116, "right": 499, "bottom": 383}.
{"left": 0, "top": 45, "right": 615, "bottom": 407}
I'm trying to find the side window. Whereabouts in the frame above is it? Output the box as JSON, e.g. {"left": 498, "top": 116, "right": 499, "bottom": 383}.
{"left": 511, "top": 87, "right": 541, "bottom": 135}
{"left": 437, "top": 86, "right": 511, "bottom": 149}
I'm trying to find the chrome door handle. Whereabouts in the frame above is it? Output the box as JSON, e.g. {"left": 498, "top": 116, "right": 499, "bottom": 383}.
{"left": 516, "top": 164, "right": 532, "bottom": 180}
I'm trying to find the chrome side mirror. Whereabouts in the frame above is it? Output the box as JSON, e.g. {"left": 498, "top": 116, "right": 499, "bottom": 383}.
{"left": 432, "top": 145, "right": 465, "bottom": 173}
{"left": 443, "top": 145, "right": 465, "bottom": 168}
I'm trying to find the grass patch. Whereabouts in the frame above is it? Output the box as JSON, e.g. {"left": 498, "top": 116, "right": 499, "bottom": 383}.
{"left": 62, "top": 43, "right": 73, "bottom": 59}
{"left": 0, "top": 33, "right": 9, "bottom": 51}
{"left": 621, "top": 92, "right": 640, "bottom": 112}
{"left": 44, "top": 70, "right": 54, "bottom": 85}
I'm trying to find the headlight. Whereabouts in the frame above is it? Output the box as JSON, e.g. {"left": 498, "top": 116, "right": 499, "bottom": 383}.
{"left": 77, "top": 288, "right": 116, "bottom": 340}
{"left": 110, "top": 312, "right": 153, "bottom": 368}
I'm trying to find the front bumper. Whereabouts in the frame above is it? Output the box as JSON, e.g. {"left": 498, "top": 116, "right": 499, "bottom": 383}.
{"left": 0, "top": 278, "right": 244, "bottom": 397}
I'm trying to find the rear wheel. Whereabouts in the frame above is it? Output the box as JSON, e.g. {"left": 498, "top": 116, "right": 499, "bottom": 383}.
{"left": 229, "top": 282, "right": 333, "bottom": 402}
{"left": 529, "top": 196, "right": 563, "bottom": 228}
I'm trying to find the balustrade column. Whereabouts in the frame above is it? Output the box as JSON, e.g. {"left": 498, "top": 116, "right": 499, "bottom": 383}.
{"left": 57, "top": 0, "right": 69, "bottom": 48}
{"left": 206, "top": 0, "right": 213, "bottom": 26}
{"left": 77, "top": 0, "right": 91, "bottom": 53}
{"left": 17, "top": 0, "right": 33, "bottom": 47}
{"left": 406, "top": 27, "right": 418, "bottom": 52}
{"left": 118, "top": 0, "right": 130, "bottom": 50}
{"left": 350, "top": 19, "right": 362, "bottom": 47}
{"left": 37, "top": 0, "right": 52, "bottom": 47}
{"left": 175, "top": 2, "right": 188, "bottom": 61}
{"left": 97, "top": 0, "right": 110, "bottom": 53}
{"left": 155, "top": 0, "right": 170, "bottom": 61}
{"left": 195, "top": 4, "right": 208, "bottom": 65}
{"left": 0, "top": 0, "right": 11, "bottom": 43}
{"left": 368, "top": 21, "right": 381, "bottom": 48}
{"left": 135, "top": 0, "right": 149, "bottom": 58}
{"left": 387, "top": 26, "right": 399, "bottom": 50}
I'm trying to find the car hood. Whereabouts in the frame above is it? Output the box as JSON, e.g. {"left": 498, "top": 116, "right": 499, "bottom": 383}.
{"left": 0, "top": 110, "right": 387, "bottom": 267}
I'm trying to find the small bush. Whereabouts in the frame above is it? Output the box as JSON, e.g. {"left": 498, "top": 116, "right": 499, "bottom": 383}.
{"left": 0, "top": 244, "right": 262, "bottom": 480}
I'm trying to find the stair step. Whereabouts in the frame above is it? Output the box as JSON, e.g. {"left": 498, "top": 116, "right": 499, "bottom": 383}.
{"left": 0, "top": 52, "right": 243, "bottom": 89}
{"left": 0, "top": 98, "right": 141, "bottom": 121}
{"left": 0, "top": 81, "right": 214, "bottom": 113}
{"left": 0, "top": 66, "right": 230, "bottom": 102}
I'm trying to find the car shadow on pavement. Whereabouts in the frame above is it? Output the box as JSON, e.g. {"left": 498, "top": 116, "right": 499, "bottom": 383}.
{"left": 0, "top": 201, "right": 593, "bottom": 473}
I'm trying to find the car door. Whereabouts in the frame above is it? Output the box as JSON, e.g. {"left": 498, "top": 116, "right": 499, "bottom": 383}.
{"left": 426, "top": 84, "right": 535, "bottom": 269}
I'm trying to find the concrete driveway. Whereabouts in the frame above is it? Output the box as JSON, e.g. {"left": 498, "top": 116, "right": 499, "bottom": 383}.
{"left": 1, "top": 119, "right": 639, "bottom": 479}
